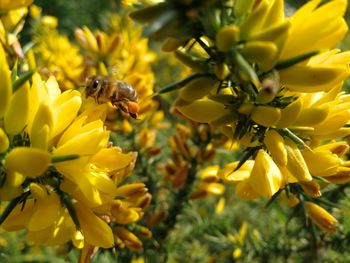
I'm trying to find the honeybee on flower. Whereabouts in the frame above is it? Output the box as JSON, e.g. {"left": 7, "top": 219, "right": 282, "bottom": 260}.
{"left": 85, "top": 75, "right": 140, "bottom": 119}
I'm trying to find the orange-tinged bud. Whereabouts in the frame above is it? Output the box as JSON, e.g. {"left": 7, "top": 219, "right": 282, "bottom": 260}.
{"left": 114, "top": 226, "right": 143, "bottom": 251}
{"left": 248, "top": 150, "right": 282, "bottom": 198}
{"left": 115, "top": 183, "right": 147, "bottom": 199}
{"left": 176, "top": 124, "right": 192, "bottom": 137}
{"left": 5, "top": 147, "right": 51, "bottom": 177}
{"left": 300, "top": 180, "right": 321, "bottom": 198}
{"left": 200, "top": 165, "right": 219, "bottom": 183}
{"left": 264, "top": 130, "right": 287, "bottom": 166}
{"left": 216, "top": 25, "right": 240, "bottom": 52}
{"left": 251, "top": 106, "right": 281, "bottom": 127}
{"left": 4, "top": 82, "right": 30, "bottom": 135}
{"left": 137, "top": 226, "right": 152, "bottom": 239}
{"left": 0, "top": 128, "right": 9, "bottom": 153}
{"left": 112, "top": 203, "right": 141, "bottom": 224}
{"left": 304, "top": 202, "right": 337, "bottom": 233}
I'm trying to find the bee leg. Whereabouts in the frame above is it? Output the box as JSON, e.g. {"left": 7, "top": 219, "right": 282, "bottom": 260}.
{"left": 118, "top": 102, "right": 129, "bottom": 113}
{"left": 130, "top": 113, "right": 138, "bottom": 119}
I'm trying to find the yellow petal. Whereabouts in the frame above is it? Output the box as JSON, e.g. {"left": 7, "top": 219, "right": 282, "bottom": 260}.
{"left": 294, "top": 106, "right": 329, "bottom": 126}
{"left": 179, "top": 77, "right": 218, "bottom": 103}
{"left": 264, "top": 130, "right": 287, "bottom": 166}
{"left": 75, "top": 203, "right": 114, "bottom": 248}
{"left": 4, "top": 82, "right": 30, "bottom": 135}
{"left": 276, "top": 98, "right": 303, "bottom": 128}
{"left": 91, "top": 147, "right": 134, "bottom": 171}
{"left": 0, "top": 52, "right": 11, "bottom": 118}
{"left": 280, "top": 65, "right": 348, "bottom": 93}
{"left": 235, "top": 180, "right": 259, "bottom": 200}
{"left": 218, "top": 160, "right": 254, "bottom": 185}
{"left": 30, "top": 102, "right": 54, "bottom": 149}
{"left": 248, "top": 150, "right": 282, "bottom": 198}
{"left": 251, "top": 106, "right": 281, "bottom": 127}
{"left": 0, "top": 127, "right": 9, "bottom": 153}
{"left": 176, "top": 99, "right": 227, "bottom": 123}
{"left": 284, "top": 138, "right": 312, "bottom": 182}
{"left": 28, "top": 192, "right": 61, "bottom": 231}
{"left": 5, "top": 147, "right": 51, "bottom": 177}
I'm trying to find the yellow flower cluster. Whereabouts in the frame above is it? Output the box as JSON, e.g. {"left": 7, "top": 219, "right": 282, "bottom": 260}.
{"left": 74, "top": 14, "right": 157, "bottom": 122}
{"left": 0, "top": 3, "right": 151, "bottom": 255}
{"left": 132, "top": 0, "right": 350, "bottom": 232}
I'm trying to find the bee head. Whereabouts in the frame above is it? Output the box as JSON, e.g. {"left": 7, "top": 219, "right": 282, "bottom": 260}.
{"left": 85, "top": 76, "right": 102, "bottom": 98}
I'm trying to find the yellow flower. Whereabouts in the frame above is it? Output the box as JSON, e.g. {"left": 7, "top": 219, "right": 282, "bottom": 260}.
{"left": 279, "top": 0, "right": 348, "bottom": 61}
{"left": 5, "top": 147, "right": 51, "bottom": 177}
{"left": 0, "top": 0, "right": 33, "bottom": 11}
{"left": 248, "top": 150, "right": 282, "bottom": 198}
{"left": 304, "top": 202, "right": 337, "bottom": 233}
{"left": 32, "top": 17, "right": 84, "bottom": 90}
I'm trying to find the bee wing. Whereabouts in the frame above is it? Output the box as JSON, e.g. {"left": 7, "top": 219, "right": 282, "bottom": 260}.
{"left": 109, "top": 64, "right": 123, "bottom": 81}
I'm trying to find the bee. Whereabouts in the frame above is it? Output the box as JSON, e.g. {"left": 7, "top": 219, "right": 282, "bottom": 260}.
{"left": 85, "top": 75, "right": 139, "bottom": 119}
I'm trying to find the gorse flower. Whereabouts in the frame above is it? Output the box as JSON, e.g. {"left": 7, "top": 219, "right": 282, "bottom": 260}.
{"left": 133, "top": 0, "right": 350, "bottom": 233}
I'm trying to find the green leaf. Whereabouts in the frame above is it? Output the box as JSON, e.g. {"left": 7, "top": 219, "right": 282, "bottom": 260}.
{"left": 12, "top": 70, "right": 35, "bottom": 93}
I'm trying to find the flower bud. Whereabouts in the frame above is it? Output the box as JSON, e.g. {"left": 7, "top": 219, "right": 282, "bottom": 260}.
{"left": 179, "top": 76, "right": 217, "bottom": 103}
{"left": 177, "top": 99, "right": 227, "bottom": 123}
{"left": 251, "top": 106, "right": 281, "bottom": 127}
{"left": 241, "top": 41, "right": 278, "bottom": 66}
{"left": 304, "top": 202, "right": 337, "bottom": 233}
{"left": 213, "top": 63, "right": 230, "bottom": 80}
{"left": 114, "top": 226, "right": 143, "bottom": 251}
{"left": 216, "top": 25, "right": 240, "bottom": 52}
{"left": 284, "top": 138, "right": 312, "bottom": 182}
{"left": 264, "top": 130, "right": 287, "bottom": 166}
